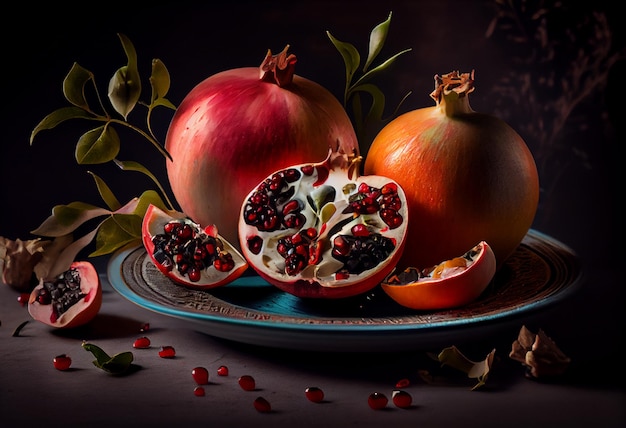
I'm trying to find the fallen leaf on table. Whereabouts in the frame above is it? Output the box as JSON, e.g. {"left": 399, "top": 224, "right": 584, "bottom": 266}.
{"left": 428, "top": 345, "right": 496, "bottom": 390}
{"left": 509, "top": 325, "right": 571, "bottom": 378}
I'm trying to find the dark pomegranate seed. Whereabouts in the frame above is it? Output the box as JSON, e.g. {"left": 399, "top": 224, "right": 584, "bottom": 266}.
{"left": 17, "top": 293, "right": 30, "bottom": 306}
{"left": 194, "top": 386, "right": 205, "bottom": 397}
{"left": 140, "top": 323, "right": 150, "bottom": 332}
{"left": 395, "top": 378, "right": 410, "bottom": 388}
{"left": 53, "top": 354, "right": 72, "bottom": 371}
{"left": 158, "top": 346, "right": 176, "bottom": 358}
{"left": 217, "top": 365, "right": 229, "bottom": 376}
{"left": 392, "top": 390, "right": 412, "bottom": 408}
{"left": 238, "top": 375, "right": 256, "bottom": 391}
{"left": 133, "top": 337, "right": 151, "bottom": 349}
{"left": 192, "top": 367, "right": 209, "bottom": 385}
{"left": 367, "top": 392, "right": 388, "bottom": 410}
{"left": 253, "top": 396, "right": 271, "bottom": 413}
{"left": 305, "top": 386, "right": 324, "bottom": 403}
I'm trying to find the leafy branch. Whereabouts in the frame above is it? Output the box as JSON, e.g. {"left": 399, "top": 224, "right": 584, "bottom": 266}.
{"left": 327, "top": 11, "right": 412, "bottom": 156}
{"left": 28, "top": 33, "right": 177, "bottom": 276}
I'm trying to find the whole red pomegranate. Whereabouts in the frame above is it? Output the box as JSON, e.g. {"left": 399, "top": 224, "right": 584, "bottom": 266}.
{"left": 365, "top": 71, "right": 539, "bottom": 270}
{"left": 238, "top": 148, "right": 408, "bottom": 299}
{"left": 165, "top": 46, "right": 359, "bottom": 248}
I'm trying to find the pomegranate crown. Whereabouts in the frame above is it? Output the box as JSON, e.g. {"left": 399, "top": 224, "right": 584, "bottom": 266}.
{"left": 260, "top": 45, "right": 297, "bottom": 87}
{"left": 430, "top": 70, "right": 475, "bottom": 103}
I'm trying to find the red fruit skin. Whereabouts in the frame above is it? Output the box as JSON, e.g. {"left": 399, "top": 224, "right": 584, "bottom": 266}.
{"left": 27, "top": 261, "right": 102, "bottom": 329}
{"left": 164, "top": 51, "right": 359, "bottom": 249}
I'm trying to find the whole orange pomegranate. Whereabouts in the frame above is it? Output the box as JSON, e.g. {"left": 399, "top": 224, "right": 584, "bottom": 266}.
{"left": 364, "top": 71, "right": 539, "bottom": 270}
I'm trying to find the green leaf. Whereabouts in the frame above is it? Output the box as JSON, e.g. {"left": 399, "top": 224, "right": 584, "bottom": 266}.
{"left": 326, "top": 31, "right": 361, "bottom": 94}
{"left": 132, "top": 190, "right": 170, "bottom": 216}
{"left": 107, "top": 33, "right": 142, "bottom": 120}
{"left": 90, "top": 214, "right": 142, "bottom": 257}
{"left": 114, "top": 160, "right": 176, "bottom": 209}
{"left": 88, "top": 171, "right": 121, "bottom": 211}
{"left": 31, "top": 202, "right": 110, "bottom": 237}
{"left": 82, "top": 341, "right": 134, "bottom": 375}
{"left": 30, "top": 106, "right": 95, "bottom": 144}
{"left": 350, "top": 83, "right": 386, "bottom": 125}
{"left": 150, "top": 58, "right": 171, "bottom": 102}
{"left": 350, "top": 48, "right": 413, "bottom": 90}
{"left": 63, "top": 62, "right": 94, "bottom": 110}
{"left": 364, "top": 11, "right": 392, "bottom": 73}
{"left": 75, "top": 125, "right": 121, "bottom": 164}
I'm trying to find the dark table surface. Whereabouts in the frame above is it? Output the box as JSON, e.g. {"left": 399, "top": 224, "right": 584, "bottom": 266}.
{"left": 1, "top": 2, "right": 624, "bottom": 427}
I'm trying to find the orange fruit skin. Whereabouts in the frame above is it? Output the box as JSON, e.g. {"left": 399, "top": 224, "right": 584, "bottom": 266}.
{"left": 28, "top": 261, "right": 102, "bottom": 329}
{"left": 381, "top": 241, "right": 496, "bottom": 310}
{"left": 364, "top": 106, "right": 539, "bottom": 270}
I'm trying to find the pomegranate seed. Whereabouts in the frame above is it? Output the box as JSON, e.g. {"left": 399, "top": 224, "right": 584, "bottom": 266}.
{"left": 238, "top": 375, "right": 256, "bottom": 391}
{"left": 53, "top": 354, "right": 72, "bottom": 371}
{"left": 140, "top": 323, "right": 150, "bottom": 332}
{"left": 17, "top": 293, "right": 30, "bottom": 306}
{"left": 305, "top": 386, "right": 324, "bottom": 403}
{"left": 217, "top": 365, "right": 229, "bottom": 376}
{"left": 133, "top": 337, "right": 151, "bottom": 349}
{"left": 192, "top": 367, "right": 209, "bottom": 385}
{"left": 392, "top": 390, "right": 412, "bottom": 408}
{"left": 158, "top": 346, "right": 176, "bottom": 358}
{"left": 367, "top": 392, "right": 388, "bottom": 410}
{"left": 395, "top": 378, "right": 410, "bottom": 388}
{"left": 253, "top": 396, "right": 271, "bottom": 413}
{"left": 194, "top": 386, "right": 205, "bottom": 397}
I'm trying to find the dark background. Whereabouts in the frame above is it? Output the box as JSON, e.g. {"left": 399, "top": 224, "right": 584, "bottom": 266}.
{"left": 2, "top": 1, "right": 623, "bottom": 277}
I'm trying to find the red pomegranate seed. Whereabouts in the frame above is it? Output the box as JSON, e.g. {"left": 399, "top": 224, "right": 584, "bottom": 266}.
{"left": 395, "top": 378, "right": 410, "bottom": 388}
{"left": 238, "top": 375, "right": 256, "bottom": 391}
{"left": 194, "top": 386, "right": 205, "bottom": 397}
{"left": 217, "top": 365, "right": 229, "bottom": 376}
{"left": 53, "top": 354, "right": 72, "bottom": 371}
{"left": 367, "top": 392, "right": 388, "bottom": 410}
{"left": 305, "top": 386, "right": 324, "bottom": 403}
{"left": 392, "top": 390, "right": 413, "bottom": 408}
{"left": 158, "top": 346, "right": 176, "bottom": 358}
{"left": 133, "top": 337, "right": 151, "bottom": 349}
{"left": 253, "top": 396, "right": 271, "bottom": 413}
{"left": 140, "top": 323, "right": 150, "bottom": 332}
{"left": 192, "top": 367, "right": 209, "bottom": 385}
{"left": 17, "top": 293, "right": 30, "bottom": 306}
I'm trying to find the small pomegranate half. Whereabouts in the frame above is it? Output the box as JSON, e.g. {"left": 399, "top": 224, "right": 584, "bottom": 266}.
{"left": 238, "top": 148, "right": 408, "bottom": 299}
{"left": 28, "top": 261, "right": 102, "bottom": 328}
{"left": 381, "top": 241, "right": 496, "bottom": 310}
{"left": 142, "top": 204, "right": 248, "bottom": 289}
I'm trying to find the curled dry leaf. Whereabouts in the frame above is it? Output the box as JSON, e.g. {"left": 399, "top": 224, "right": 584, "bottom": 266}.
{"left": 509, "top": 325, "right": 571, "bottom": 378}
{"left": 0, "top": 235, "right": 74, "bottom": 292}
{"left": 437, "top": 345, "right": 496, "bottom": 390}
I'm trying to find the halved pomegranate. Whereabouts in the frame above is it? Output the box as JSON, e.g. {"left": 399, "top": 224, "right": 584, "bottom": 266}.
{"left": 28, "top": 261, "right": 102, "bottom": 328}
{"left": 142, "top": 204, "right": 248, "bottom": 289}
{"left": 238, "top": 148, "right": 408, "bottom": 299}
{"left": 380, "top": 241, "right": 496, "bottom": 310}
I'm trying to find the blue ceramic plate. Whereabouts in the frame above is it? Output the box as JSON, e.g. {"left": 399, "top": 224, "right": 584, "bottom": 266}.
{"left": 107, "top": 230, "right": 583, "bottom": 352}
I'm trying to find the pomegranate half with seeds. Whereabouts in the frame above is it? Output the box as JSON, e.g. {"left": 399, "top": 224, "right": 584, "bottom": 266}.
{"left": 142, "top": 204, "right": 248, "bottom": 289}
{"left": 238, "top": 149, "right": 408, "bottom": 299}
{"left": 28, "top": 261, "right": 102, "bottom": 328}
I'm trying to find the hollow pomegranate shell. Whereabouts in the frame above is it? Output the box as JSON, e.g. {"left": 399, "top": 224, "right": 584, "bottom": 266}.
{"left": 165, "top": 48, "right": 359, "bottom": 249}
{"left": 365, "top": 71, "right": 539, "bottom": 270}
{"left": 381, "top": 241, "right": 496, "bottom": 310}
{"left": 142, "top": 204, "right": 248, "bottom": 289}
{"left": 27, "top": 261, "right": 102, "bottom": 329}
{"left": 239, "top": 150, "right": 408, "bottom": 299}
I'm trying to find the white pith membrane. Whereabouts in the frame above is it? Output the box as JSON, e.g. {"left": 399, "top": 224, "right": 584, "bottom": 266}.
{"left": 144, "top": 205, "right": 247, "bottom": 287}
{"left": 239, "top": 150, "right": 408, "bottom": 288}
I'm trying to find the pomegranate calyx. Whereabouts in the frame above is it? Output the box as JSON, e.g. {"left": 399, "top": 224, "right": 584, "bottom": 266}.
{"left": 260, "top": 44, "right": 297, "bottom": 87}
{"left": 430, "top": 70, "right": 475, "bottom": 117}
